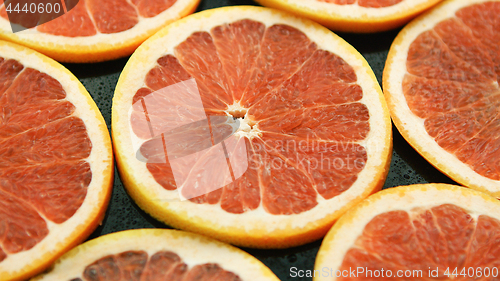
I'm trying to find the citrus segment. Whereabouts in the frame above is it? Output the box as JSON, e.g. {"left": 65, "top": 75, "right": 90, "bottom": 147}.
{"left": 315, "top": 184, "right": 500, "bottom": 280}
{"left": 175, "top": 32, "right": 234, "bottom": 106}
{"left": 31, "top": 229, "right": 281, "bottom": 281}
{"left": 434, "top": 18, "right": 497, "bottom": 81}
{"left": 455, "top": 118, "right": 500, "bottom": 181}
{"left": 416, "top": 91, "right": 499, "bottom": 153}
{"left": 456, "top": 1, "right": 500, "bottom": 83}
{"left": 0, "top": 0, "right": 200, "bottom": 62}
{"left": 36, "top": 1, "right": 97, "bottom": 37}
{"left": 239, "top": 24, "right": 317, "bottom": 107}
{"left": 0, "top": 67, "right": 66, "bottom": 106}
{"left": 0, "top": 100, "right": 75, "bottom": 138}
{"left": 86, "top": 0, "right": 138, "bottom": 34}
{"left": 0, "top": 40, "right": 112, "bottom": 280}
{"left": 253, "top": 0, "right": 442, "bottom": 33}
{"left": 261, "top": 133, "right": 367, "bottom": 200}
{"left": 211, "top": 19, "right": 265, "bottom": 102}
{"left": 402, "top": 76, "right": 498, "bottom": 118}
{"left": 0, "top": 57, "right": 23, "bottom": 93}
{"left": 113, "top": 6, "right": 391, "bottom": 248}
{"left": 0, "top": 188, "right": 48, "bottom": 256}
{"left": 406, "top": 31, "right": 489, "bottom": 83}
{"left": 383, "top": 0, "right": 500, "bottom": 195}
{"left": 132, "top": 0, "right": 177, "bottom": 18}
{"left": 0, "top": 161, "right": 91, "bottom": 223}
{"left": 256, "top": 104, "right": 370, "bottom": 141}
{"left": 1, "top": 113, "right": 90, "bottom": 169}
{"left": 246, "top": 49, "right": 363, "bottom": 121}
{"left": 248, "top": 83, "right": 362, "bottom": 121}
{"left": 140, "top": 54, "right": 227, "bottom": 112}
{"left": 467, "top": 215, "right": 500, "bottom": 269}
{"left": 251, "top": 137, "right": 318, "bottom": 215}
{"left": 218, "top": 139, "right": 261, "bottom": 213}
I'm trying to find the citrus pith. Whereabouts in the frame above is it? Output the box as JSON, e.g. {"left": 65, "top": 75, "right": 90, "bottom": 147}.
{"left": 254, "top": 0, "right": 443, "bottom": 33}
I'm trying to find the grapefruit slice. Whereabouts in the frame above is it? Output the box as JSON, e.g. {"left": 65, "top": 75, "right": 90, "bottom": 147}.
{"left": 112, "top": 6, "right": 392, "bottom": 249}
{"left": 383, "top": 0, "right": 500, "bottom": 197}
{"left": 0, "top": 0, "right": 200, "bottom": 63}
{"left": 0, "top": 40, "right": 113, "bottom": 280}
{"left": 31, "top": 229, "right": 280, "bottom": 281}
{"left": 253, "top": 0, "right": 443, "bottom": 33}
{"left": 314, "top": 183, "right": 500, "bottom": 280}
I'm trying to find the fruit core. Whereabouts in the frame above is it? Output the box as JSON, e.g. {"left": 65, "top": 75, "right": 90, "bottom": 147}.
{"left": 226, "top": 102, "right": 257, "bottom": 135}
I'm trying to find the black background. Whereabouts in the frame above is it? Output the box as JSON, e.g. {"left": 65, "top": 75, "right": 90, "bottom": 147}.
{"left": 61, "top": 0, "right": 456, "bottom": 280}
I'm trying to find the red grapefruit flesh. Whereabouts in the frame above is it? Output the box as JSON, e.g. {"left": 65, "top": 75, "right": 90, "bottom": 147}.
{"left": 384, "top": 0, "right": 500, "bottom": 196}
{"left": 0, "top": 40, "right": 113, "bottom": 280}
{"left": 315, "top": 184, "right": 500, "bottom": 280}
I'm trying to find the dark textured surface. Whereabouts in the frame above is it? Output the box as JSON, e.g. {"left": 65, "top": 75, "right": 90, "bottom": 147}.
{"left": 61, "top": 1, "right": 457, "bottom": 280}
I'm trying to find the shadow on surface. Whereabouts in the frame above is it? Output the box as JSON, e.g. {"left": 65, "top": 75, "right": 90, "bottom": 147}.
{"left": 63, "top": 56, "right": 130, "bottom": 79}
{"left": 392, "top": 124, "right": 458, "bottom": 186}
